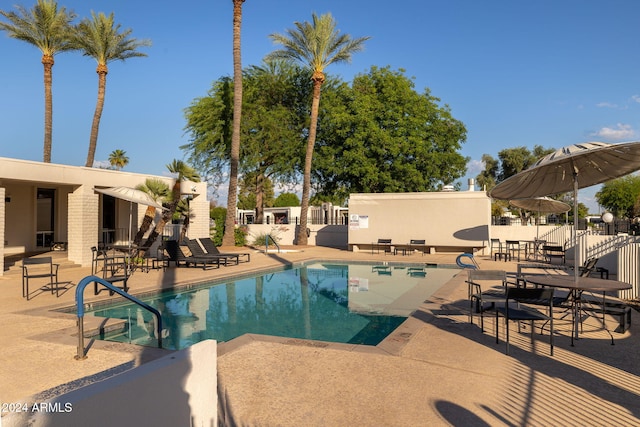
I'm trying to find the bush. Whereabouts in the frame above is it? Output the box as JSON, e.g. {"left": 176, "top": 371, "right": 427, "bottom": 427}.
{"left": 235, "top": 226, "right": 248, "bottom": 246}
{"left": 252, "top": 230, "right": 281, "bottom": 247}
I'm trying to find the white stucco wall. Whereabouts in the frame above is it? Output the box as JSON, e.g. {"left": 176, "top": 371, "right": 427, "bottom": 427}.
{"left": 3, "top": 340, "right": 218, "bottom": 427}
{"left": 348, "top": 191, "right": 492, "bottom": 253}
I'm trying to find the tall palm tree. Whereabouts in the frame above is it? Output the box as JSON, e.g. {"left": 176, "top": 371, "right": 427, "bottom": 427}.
{"left": 0, "top": 0, "right": 76, "bottom": 163}
{"left": 143, "top": 160, "right": 200, "bottom": 248}
{"left": 266, "top": 13, "right": 369, "bottom": 245}
{"left": 70, "top": 11, "right": 150, "bottom": 167}
{"left": 133, "top": 178, "right": 170, "bottom": 247}
{"left": 222, "top": 0, "right": 246, "bottom": 246}
{"left": 108, "top": 149, "right": 129, "bottom": 170}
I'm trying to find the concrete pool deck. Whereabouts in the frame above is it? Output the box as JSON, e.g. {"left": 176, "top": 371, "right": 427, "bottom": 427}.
{"left": 1, "top": 247, "right": 639, "bottom": 426}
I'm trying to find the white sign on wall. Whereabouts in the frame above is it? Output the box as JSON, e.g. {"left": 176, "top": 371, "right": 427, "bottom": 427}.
{"left": 350, "top": 214, "right": 369, "bottom": 230}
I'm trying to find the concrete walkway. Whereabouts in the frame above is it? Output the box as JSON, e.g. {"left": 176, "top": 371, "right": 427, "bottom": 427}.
{"left": 1, "top": 248, "right": 639, "bottom": 426}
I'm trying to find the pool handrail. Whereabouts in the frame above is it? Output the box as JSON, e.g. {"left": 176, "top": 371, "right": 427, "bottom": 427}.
{"left": 456, "top": 253, "right": 479, "bottom": 270}
{"left": 265, "top": 234, "right": 281, "bottom": 253}
{"left": 75, "top": 275, "right": 163, "bottom": 360}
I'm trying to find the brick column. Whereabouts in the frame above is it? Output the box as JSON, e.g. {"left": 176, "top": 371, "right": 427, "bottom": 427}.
{"left": 189, "top": 192, "right": 210, "bottom": 239}
{"left": 68, "top": 186, "right": 99, "bottom": 267}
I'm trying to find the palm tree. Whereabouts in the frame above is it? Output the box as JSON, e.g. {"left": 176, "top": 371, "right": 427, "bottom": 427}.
{"left": 108, "top": 149, "right": 129, "bottom": 170}
{"left": 0, "top": 0, "right": 76, "bottom": 163}
{"left": 266, "top": 13, "right": 369, "bottom": 245}
{"left": 70, "top": 11, "right": 150, "bottom": 167}
{"left": 143, "top": 160, "right": 200, "bottom": 248}
{"left": 222, "top": 0, "right": 246, "bottom": 246}
{"left": 133, "top": 178, "right": 170, "bottom": 247}
{"left": 175, "top": 198, "right": 195, "bottom": 242}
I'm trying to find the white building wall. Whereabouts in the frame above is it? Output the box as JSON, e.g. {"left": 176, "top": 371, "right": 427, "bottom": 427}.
{"left": 348, "top": 191, "right": 491, "bottom": 253}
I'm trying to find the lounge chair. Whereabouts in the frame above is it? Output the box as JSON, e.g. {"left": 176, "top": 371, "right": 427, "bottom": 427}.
{"left": 185, "top": 239, "right": 239, "bottom": 266}
{"left": 165, "top": 240, "right": 220, "bottom": 270}
{"left": 198, "top": 237, "right": 250, "bottom": 263}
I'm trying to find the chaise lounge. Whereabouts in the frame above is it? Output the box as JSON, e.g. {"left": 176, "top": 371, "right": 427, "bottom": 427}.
{"left": 198, "top": 237, "right": 251, "bottom": 263}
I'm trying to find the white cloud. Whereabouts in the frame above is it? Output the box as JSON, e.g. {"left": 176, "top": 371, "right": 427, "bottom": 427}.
{"left": 591, "top": 123, "right": 635, "bottom": 141}
{"left": 466, "top": 158, "right": 484, "bottom": 175}
{"left": 92, "top": 160, "right": 111, "bottom": 169}
{"left": 632, "top": 95, "right": 640, "bottom": 103}
{"left": 596, "top": 102, "right": 618, "bottom": 108}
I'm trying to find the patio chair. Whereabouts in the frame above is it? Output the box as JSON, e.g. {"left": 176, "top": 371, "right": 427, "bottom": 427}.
{"left": 468, "top": 269, "right": 508, "bottom": 332}
{"left": 198, "top": 237, "right": 250, "bottom": 263}
{"left": 145, "top": 244, "right": 170, "bottom": 272}
{"left": 490, "top": 238, "right": 503, "bottom": 256}
{"left": 371, "top": 238, "right": 392, "bottom": 255}
{"left": 409, "top": 239, "right": 428, "bottom": 255}
{"left": 22, "top": 256, "right": 59, "bottom": 300}
{"left": 91, "top": 246, "right": 126, "bottom": 275}
{"left": 96, "top": 256, "right": 130, "bottom": 296}
{"left": 505, "top": 240, "right": 526, "bottom": 261}
{"left": 542, "top": 244, "right": 565, "bottom": 264}
{"left": 495, "top": 287, "right": 555, "bottom": 356}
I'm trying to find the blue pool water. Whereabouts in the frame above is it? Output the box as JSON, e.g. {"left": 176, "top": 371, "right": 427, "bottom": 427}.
{"left": 89, "top": 262, "right": 459, "bottom": 350}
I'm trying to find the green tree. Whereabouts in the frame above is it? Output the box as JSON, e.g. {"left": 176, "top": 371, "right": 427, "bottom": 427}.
{"left": 70, "top": 11, "right": 150, "bottom": 167}
{"left": 274, "top": 192, "right": 300, "bottom": 207}
{"left": 238, "top": 172, "right": 274, "bottom": 211}
{"left": 108, "top": 149, "right": 129, "bottom": 170}
{"left": 314, "top": 66, "right": 467, "bottom": 200}
{"left": 133, "top": 178, "right": 170, "bottom": 247}
{"left": 478, "top": 145, "right": 555, "bottom": 191}
{"left": 0, "top": 0, "right": 76, "bottom": 162}
{"left": 143, "top": 160, "right": 200, "bottom": 247}
{"left": 266, "top": 12, "right": 369, "bottom": 245}
{"left": 475, "top": 154, "right": 499, "bottom": 191}
{"left": 223, "top": 0, "right": 246, "bottom": 246}
{"left": 596, "top": 175, "right": 640, "bottom": 218}
{"left": 182, "top": 61, "right": 309, "bottom": 223}
{"left": 478, "top": 145, "right": 555, "bottom": 221}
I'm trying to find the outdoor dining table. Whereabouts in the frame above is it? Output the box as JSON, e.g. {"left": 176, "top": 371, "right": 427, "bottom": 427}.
{"left": 523, "top": 274, "right": 631, "bottom": 346}
{"left": 523, "top": 240, "right": 549, "bottom": 261}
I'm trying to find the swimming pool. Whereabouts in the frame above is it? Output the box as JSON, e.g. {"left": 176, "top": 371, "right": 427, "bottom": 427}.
{"left": 88, "top": 261, "right": 460, "bottom": 350}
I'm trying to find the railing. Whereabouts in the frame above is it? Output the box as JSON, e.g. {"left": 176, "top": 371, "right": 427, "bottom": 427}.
{"left": 265, "top": 234, "right": 281, "bottom": 253}
{"left": 75, "top": 275, "right": 163, "bottom": 360}
{"left": 618, "top": 243, "right": 640, "bottom": 300}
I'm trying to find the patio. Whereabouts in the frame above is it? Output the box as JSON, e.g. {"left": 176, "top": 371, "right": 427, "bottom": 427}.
{"left": 1, "top": 247, "right": 639, "bottom": 426}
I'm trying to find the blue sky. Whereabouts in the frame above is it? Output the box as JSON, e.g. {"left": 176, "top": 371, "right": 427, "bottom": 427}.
{"left": 2, "top": 0, "right": 640, "bottom": 213}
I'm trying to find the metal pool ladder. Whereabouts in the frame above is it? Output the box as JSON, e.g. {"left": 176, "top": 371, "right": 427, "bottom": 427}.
{"left": 74, "top": 275, "right": 163, "bottom": 360}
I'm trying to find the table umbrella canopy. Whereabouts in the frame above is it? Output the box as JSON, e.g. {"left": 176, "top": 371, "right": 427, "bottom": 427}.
{"left": 490, "top": 141, "right": 640, "bottom": 200}
{"left": 491, "top": 141, "right": 640, "bottom": 282}
{"left": 94, "top": 186, "right": 164, "bottom": 209}
{"left": 94, "top": 186, "right": 165, "bottom": 248}
{"left": 509, "top": 197, "right": 570, "bottom": 214}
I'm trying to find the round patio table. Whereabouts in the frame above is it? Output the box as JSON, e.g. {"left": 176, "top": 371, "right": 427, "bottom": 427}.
{"left": 523, "top": 274, "right": 631, "bottom": 346}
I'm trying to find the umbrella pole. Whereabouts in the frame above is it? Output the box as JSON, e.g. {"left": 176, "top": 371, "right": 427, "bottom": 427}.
{"left": 573, "top": 173, "right": 579, "bottom": 283}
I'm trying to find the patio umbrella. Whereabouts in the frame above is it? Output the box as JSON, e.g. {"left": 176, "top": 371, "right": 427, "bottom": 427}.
{"left": 94, "top": 186, "right": 165, "bottom": 247}
{"left": 491, "top": 141, "right": 640, "bottom": 279}
{"left": 509, "top": 197, "right": 570, "bottom": 256}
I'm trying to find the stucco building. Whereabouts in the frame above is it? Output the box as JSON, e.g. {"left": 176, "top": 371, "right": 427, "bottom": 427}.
{"left": 0, "top": 157, "right": 208, "bottom": 276}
